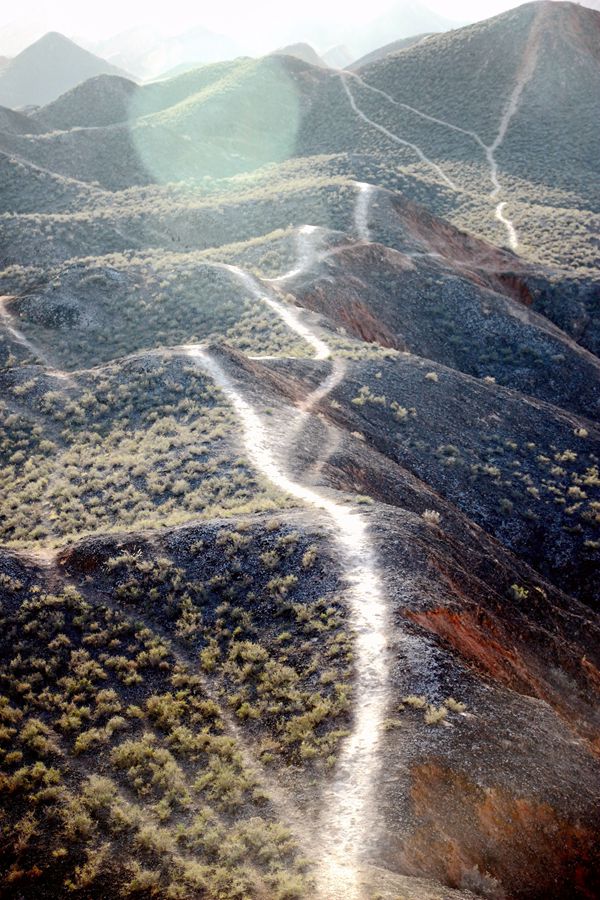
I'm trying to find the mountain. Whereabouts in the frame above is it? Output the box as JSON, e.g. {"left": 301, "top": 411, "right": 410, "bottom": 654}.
{"left": 1, "top": 2, "right": 598, "bottom": 277}
{"left": 0, "top": 32, "right": 129, "bottom": 108}
{"left": 0, "top": 4, "right": 599, "bottom": 899}
{"left": 273, "top": 43, "right": 327, "bottom": 67}
{"left": 313, "top": 0, "right": 600, "bottom": 275}
{"left": 0, "top": 56, "right": 322, "bottom": 188}
{"left": 348, "top": 32, "right": 435, "bottom": 69}
{"left": 89, "top": 25, "right": 163, "bottom": 70}
{"left": 0, "top": 104, "right": 39, "bottom": 135}
{"left": 30, "top": 74, "right": 138, "bottom": 130}
{"left": 322, "top": 44, "right": 353, "bottom": 68}
{"left": 355, "top": 1, "right": 600, "bottom": 150}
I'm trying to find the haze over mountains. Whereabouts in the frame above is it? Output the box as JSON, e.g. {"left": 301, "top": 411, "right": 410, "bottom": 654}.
{"left": 0, "top": 2, "right": 599, "bottom": 899}
{"left": 92, "top": 25, "right": 245, "bottom": 81}
{"left": 2, "top": 0, "right": 600, "bottom": 94}
{"left": 1, "top": 2, "right": 458, "bottom": 61}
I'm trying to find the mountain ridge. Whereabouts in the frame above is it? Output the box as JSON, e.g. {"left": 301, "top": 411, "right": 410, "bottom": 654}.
{"left": 0, "top": 4, "right": 599, "bottom": 898}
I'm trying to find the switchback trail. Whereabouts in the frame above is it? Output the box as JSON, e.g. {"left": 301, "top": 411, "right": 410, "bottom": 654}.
{"left": 348, "top": 7, "right": 543, "bottom": 254}
{"left": 188, "top": 345, "right": 389, "bottom": 899}
{"left": 187, "top": 198, "right": 391, "bottom": 897}
{"left": 340, "top": 73, "right": 457, "bottom": 191}
{"left": 354, "top": 181, "right": 376, "bottom": 242}
{"left": 267, "top": 225, "right": 322, "bottom": 285}
{"left": 225, "top": 263, "right": 331, "bottom": 360}
{"left": 485, "top": 7, "right": 542, "bottom": 250}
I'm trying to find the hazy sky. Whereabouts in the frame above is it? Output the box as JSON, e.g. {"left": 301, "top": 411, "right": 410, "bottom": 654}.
{"left": 0, "top": 0, "right": 534, "bottom": 54}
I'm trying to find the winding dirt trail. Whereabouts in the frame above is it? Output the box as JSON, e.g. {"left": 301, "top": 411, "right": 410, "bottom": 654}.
{"left": 188, "top": 345, "right": 389, "bottom": 899}
{"left": 187, "top": 198, "right": 391, "bottom": 897}
{"left": 494, "top": 201, "right": 519, "bottom": 250}
{"left": 347, "top": 10, "right": 543, "bottom": 253}
{"left": 354, "top": 181, "right": 376, "bottom": 242}
{"left": 267, "top": 225, "right": 322, "bottom": 285}
{"left": 347, "top": 71, "right": 487, "bottom": 154}
{"left": 0, "top": 295, "right": 48, "bottom": 363}
{"left": 225, "top": 263, "right": 331, "bottom": 361}
{"left": 340, "top": 73, "right": 457, "bottom": 191}
{"left": 484, "top": 12, "right": 542, "bottom": 250}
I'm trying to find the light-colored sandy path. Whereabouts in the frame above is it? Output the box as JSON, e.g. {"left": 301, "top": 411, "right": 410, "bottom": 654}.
{"left": 188, "top": 345, "right": 389, "bottom": 899}
{"left": 186, "top": 187, "right": 393, "bottom": 896}
{"left": 348, "top": 10, "right": 543, "bottom": 253}
{"left": 485, "top": 9, "right": 542, "bottom": 249}
{"left": 354, "top": 181, "right": 376, "bottom": 241}
{"left": 347, "top": 71, "right": 487, "bottom": 153}
{"left": 0, "top": 295, "right": 48, "bottom": 364}
{"left": 225, "top": 263, "right": 331, "bottom": 360}
{"left": 267, "top": 224, "right": 322, "bottom": 284}
{"left": 340, "top": 73, "right": 457, "bottom": 191}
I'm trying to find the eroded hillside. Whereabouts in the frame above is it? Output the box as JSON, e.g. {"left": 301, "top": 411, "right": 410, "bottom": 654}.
{"left": 1, "top": 3, "right": 599, "bottom": 899}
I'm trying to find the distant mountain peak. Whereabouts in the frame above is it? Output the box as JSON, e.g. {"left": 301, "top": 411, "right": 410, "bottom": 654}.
{"left": 28, "top": 31, "right": 79, "bottom": 50}
{"left": 273, "top": 43, "right": 327, "bottom": 67}
{"left": 0, "top": 31, "right": 128, "bottom": 108}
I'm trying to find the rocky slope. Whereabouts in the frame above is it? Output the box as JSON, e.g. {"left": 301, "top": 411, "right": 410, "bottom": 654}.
{"left": 0, "top": 3, "right": 599, "bottom": 899}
